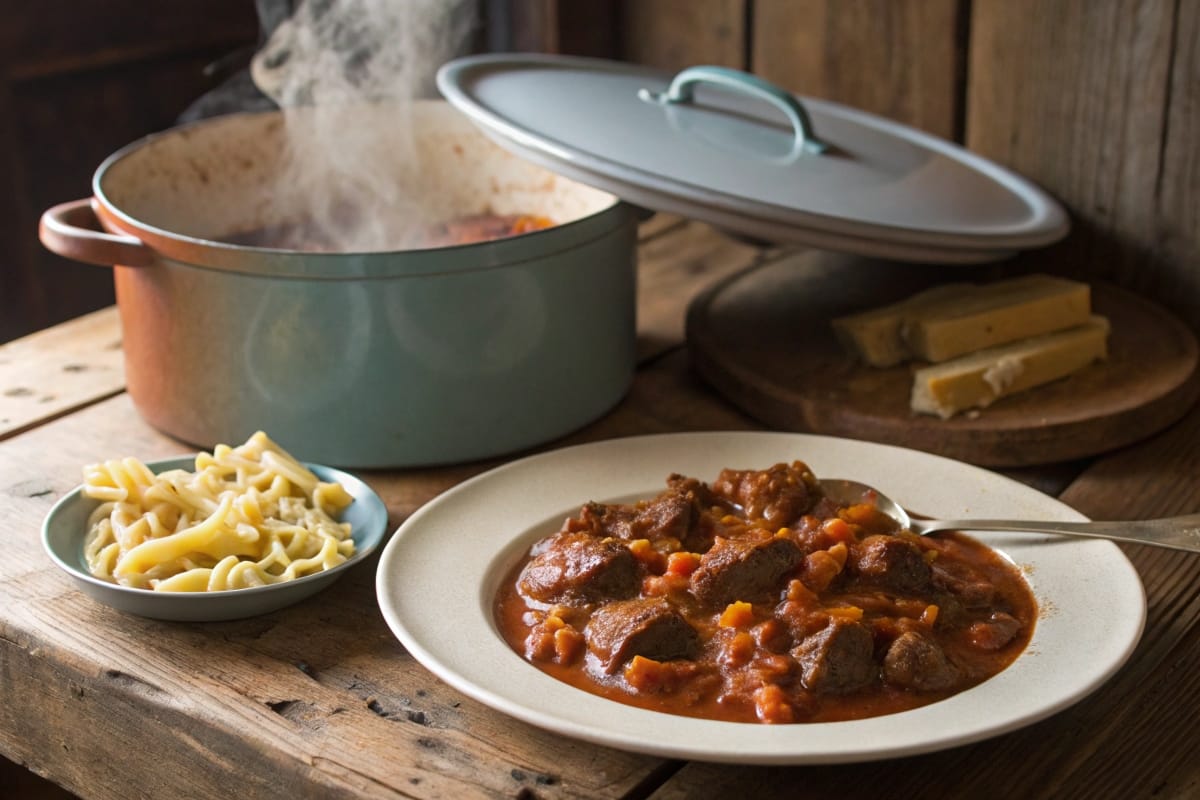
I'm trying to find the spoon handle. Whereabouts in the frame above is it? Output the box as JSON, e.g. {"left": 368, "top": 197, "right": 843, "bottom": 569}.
{"left": 915, "top": 514, "right": 1200, "bottom": 553}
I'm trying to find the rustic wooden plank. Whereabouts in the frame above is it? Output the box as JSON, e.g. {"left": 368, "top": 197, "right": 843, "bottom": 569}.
{"left": 1057, "top": 403, "right": 1200, "bottom": 523}
{"left": 966, "top": 0, "right": 1200, "bottom": 325}
{"left": 636, "top": 211, "right": 687, "bottom": 240}
{"left": 0, "top": 306, "right": 124, "bottom": 441}
{"left": 752, "top": 0, "right": 964, "bottom": 139}
{"left": 636, "top": 221, "right": 766, "bottom": 361}
{"left": 0, "top": 350, "right": 752, "bottom": 793}
{"left": 570, "top": 347, "right": 762, "bottom": 445}
{"left": 0, "top": 395, "right": 668, "bottom": 800}
{"left": 501, "top": 0, "right": 560, "bottom": 52}
{"left": 4, "top": 324, "right": 1194, "bottom": 799}
{"left": 0, "top": 345, "right": 763, "bottom": 798}
{"left": 618, "top": 0, "right": 747, "bottom": 71}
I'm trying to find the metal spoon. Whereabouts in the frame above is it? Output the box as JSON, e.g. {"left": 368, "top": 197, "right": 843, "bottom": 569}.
{"left": 820, "top": 478, "right": 1200, "bottom": 553}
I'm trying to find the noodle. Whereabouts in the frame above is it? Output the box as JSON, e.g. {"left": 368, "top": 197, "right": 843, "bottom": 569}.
{"left": 82, "top": 431, "right": 355, "bottom": 592}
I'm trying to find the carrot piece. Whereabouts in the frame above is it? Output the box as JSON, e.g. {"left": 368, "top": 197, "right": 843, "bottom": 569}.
{"left": 920, "top": 604, "right": 939, "bottom": 627}
{"left": 666, "top": 551, "right": 701, "bottom": 576}
{"left": 719, "top": 600, "right": 755, "bottom": 628}
{"left": 821, "top": 517, "right": 855, "bottom": 544}
{"left": 827, "top": 606, "right": 864, "bottom": 622}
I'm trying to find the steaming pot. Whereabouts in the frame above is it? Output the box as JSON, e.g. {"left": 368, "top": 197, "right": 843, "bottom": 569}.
{"left": 39, "top": 101, "right": 638, "bottom": 467}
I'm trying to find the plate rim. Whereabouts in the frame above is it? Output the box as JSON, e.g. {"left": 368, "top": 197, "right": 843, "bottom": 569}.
{"left": 375, "top": 431, "right": 1146, "bottom": 764}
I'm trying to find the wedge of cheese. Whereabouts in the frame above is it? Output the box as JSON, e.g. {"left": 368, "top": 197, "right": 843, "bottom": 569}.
{"left": 832, "top": 274, "right": 1093, "bottom": 367}
{"left": 910, "top": 315, "right": 1110, "bottom": 419}
{"left": 832, "top": 283, "right": 976, "bottom": 367}
{"left": 902, "top": 274, "right": 1092, "bottom": 363}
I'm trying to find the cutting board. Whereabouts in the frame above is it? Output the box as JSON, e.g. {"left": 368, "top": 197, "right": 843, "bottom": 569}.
{"left": 686, "top": 251, "right": 1200, "bottom": 467}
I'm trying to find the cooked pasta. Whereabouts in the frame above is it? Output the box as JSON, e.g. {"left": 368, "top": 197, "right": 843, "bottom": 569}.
{"left": 82, "top": 431, "right": 356, "bottom": 592}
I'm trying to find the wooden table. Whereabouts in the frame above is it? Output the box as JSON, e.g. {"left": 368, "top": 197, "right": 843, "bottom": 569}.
{"left": 3, "top": 218, "right": 1199, "bottom": 800}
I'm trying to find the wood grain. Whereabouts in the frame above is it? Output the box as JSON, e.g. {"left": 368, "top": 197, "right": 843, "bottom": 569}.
{"left": 686, "top": 249, "right": 1200, "bottom": 466}
{"left": 618, "top": 0, "right": 748, "bottom": 71}
{"left": 0, "top": 306, "right": 124, "bottom": 441}
{"left": 966, "top": 0, "right": 1200, "bottom": 326}
{"left": 3, "top": 301, "right": 1195, "bottom": 799}
{"left": 751, "top": 0, "right": 964, "bottom": 139}
{"left": 636, "top": 220, "right": 767, "bottom": 361}
{"left": 0, "top": 397, "right": 669, "bottom": 800}
{"left": 0, "top": 1, "right": 259, "bottom": 344}
{"left": 0, "top": 355, "right": 753, "bottom": 799}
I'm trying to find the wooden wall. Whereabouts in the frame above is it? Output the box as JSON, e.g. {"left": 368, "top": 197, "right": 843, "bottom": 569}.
{"left": 0, "top": 0, "right": 259, "bottom": 343}
{"left": 966, "top": 0, "right": 1198, "bottom": 323}
{"left": 611, "top": 0, "right": 1199, "bottom": 327}
{"left": 5, "top": 0, "right": 1196, "bottom": 341}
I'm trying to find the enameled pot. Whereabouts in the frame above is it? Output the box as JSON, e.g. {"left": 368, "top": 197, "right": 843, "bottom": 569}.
{"left": 39, "top": 101, "right": 638, "bottom": 467}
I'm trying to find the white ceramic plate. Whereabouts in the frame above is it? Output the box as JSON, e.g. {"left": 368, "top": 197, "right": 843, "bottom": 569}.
{"left": 44, "top": 456, "right": 387, "bottom": 622}
{"left": 375, "top": 432, "right": 1145, "bottom": 764}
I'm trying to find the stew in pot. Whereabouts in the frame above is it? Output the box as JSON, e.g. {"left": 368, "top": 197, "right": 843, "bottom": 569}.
{"left": 494, "top": 461, "right": 1037, "bottom": 724}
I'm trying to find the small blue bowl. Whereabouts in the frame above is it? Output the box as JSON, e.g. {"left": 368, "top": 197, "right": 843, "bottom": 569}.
{"left": 42, "top": 456, "right": 388, "bottom": 621}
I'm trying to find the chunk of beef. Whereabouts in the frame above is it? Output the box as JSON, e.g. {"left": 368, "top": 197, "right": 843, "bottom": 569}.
{"left": 930, "top": 592, "right": 968, "bottom": 631}
{"left": 518, "top": 533, "right": 640, "bottom": 606}
{"left": 793, "top": 619, "right": 876, "bottom": 694}
{"left": 573, "top": 502, "right": 635, "bottom": 539}
{"left": 852, "top": 535, "right": 932, "bottom": 594}
{"left": 635, "top": 477, "right": 729, "bottom": 552}
{"left": 931, "top": 563, "right": 996, "bottom": 607}
{"left": 578, "top": 482, "right": 716, "bottom": 552}
{"left": 967, "top": 611, "right": 1023, "bottom": 651}
{"left": 636, "top": 489, "right": 694, "bottom": 542}
{"left": 665, "top": 474, "right": 724, "bottom": 508}
{"left": 585, "top": 597, "right": 700, "bottom": 675}
{"left": 690, "top": 532, "right": 804, "bottom": 607}
{"left": 882, "top": 631, "right": 962, "bottom": 691}
{"left": 711, "top": 462, "right": 819, "bottom": 527}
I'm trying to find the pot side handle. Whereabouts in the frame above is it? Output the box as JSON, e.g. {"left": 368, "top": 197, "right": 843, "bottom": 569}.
{"left": 39, "top": 199, "right": 155, "bottom": 268}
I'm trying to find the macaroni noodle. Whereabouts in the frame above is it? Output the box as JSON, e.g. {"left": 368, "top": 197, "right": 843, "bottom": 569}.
{"left": 82, "top": 432, "right": 355, "bottom": 592}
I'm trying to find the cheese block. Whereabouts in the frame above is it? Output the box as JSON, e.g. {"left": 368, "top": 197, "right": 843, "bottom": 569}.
{"left": 832, "top": 283, "right": 976, "bottom": 367}
{"left": 911, "top": 315, "right": 1111, "bottom": 419}
{"left": 902, "top": 274, "right": 1092, "bottom": 363}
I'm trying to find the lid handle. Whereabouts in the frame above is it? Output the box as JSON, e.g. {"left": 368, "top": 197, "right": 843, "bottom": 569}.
{"left": 638, "top": 65, "right": 828, "bottom": 155}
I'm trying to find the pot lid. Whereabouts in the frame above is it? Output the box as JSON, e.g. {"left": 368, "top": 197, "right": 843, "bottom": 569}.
{"left": 437, "top": 54, "right": 1069, "bottom": 264}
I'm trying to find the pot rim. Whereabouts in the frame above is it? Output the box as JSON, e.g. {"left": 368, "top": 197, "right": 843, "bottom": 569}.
{"left": 90, "top": 110, "right": 632, "bottom": 280}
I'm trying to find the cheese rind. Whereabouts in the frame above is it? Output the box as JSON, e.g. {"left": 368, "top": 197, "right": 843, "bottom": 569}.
{"left": 910, "top": 316, "right": 1111, "bottom": 419}
{"left": 903, "top": 275, "right": 1092, "bottom": 363}
{"left": 832, "top": 283, "right": 975, "bottom": 367}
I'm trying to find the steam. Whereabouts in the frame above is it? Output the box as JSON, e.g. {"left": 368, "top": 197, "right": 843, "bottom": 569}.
{"left": 250, "top": 0, "right": 477, "bottom": 250}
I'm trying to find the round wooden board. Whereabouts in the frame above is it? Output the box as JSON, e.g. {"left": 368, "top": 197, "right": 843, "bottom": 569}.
{"left": 686, "top": 251, "right": 1200, "bottom": 467}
